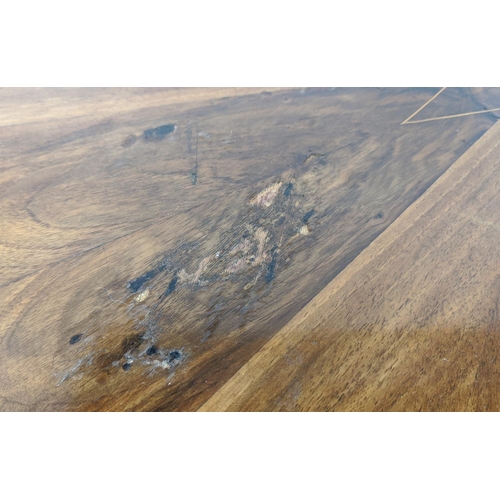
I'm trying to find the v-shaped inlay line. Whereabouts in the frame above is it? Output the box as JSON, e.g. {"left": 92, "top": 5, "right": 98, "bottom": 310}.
{"left": 401, "top": 87, "right": 500, "bottom": 125}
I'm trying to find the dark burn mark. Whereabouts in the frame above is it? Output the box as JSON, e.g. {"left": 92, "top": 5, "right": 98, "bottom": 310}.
{"left": 164, "top": 276, "right": 178, "bottom": 298}
{"left": 146, "top": 345, "right": 158, "bottom": 356}
{"left": 284, "top": 183, "right": 294, "bottom": 197}
{"left": 128, "top": 261, "right": 167, "bottom": 293}
{"left": 265, "top": 248, "right": 279, "bottom": 284}
{"left": 122, "top": 363, "right": 131, "bottom": 371}
{"left": 143, "top": 124, "right": 176, "bottom": 142}
{"left": 302, "top": 210, "right": 316, "bottom": 224}
{"left": 69, "top": 333, "right": 83, "bottom": 345}
{"left": 374, "top": 212, "right": 384, "bottom": 219}
{"left": 168, "top": 350, "right": 182, "bottom": 363}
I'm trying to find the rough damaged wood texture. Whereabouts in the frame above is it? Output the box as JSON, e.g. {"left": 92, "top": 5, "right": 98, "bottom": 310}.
{"left": 1, "top": 87, "right": 500, "bottom": 411}
{"left": 201, "top": 119, "right": 500, "bottom": 412}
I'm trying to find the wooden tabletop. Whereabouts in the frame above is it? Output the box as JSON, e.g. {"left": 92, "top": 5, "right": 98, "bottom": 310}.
{"left": 2, "top": 87, "right": 500, "bottom": 411}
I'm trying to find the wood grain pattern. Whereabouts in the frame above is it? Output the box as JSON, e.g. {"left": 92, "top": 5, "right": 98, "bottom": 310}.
{"left": 200, "top": 119, "right": 500, "bottom": 412}
{"left": 1, "top": 87, "right": 500, "bottom": 411}
{"left": 0, "top": 87, "right": 280, "bottom": 285}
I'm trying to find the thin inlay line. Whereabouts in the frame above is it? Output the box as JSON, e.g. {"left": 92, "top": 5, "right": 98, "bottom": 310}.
{"left": 401, "top": 87, "right": 446, "bottom": 125}
{"left": 403, "top": 107, "right": 500, "bottom": 125}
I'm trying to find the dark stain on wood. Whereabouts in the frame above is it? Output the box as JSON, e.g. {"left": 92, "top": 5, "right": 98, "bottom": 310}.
{"left": 146, "top": 345, "right": 158, "bottom": 356}
{"left": 69, "top": 334, "right": 83, "bottom": 345}
{"left": 284, "top": 183, "right": 294, "bottom": 197}
{"left": 164, "top": 275, "right": 178, "bottom": 298}
{"left": 127, "top": 261, "right": 168, "bottom": 293}
{"left": 265, "top": 247, "right": 279, "bottom": 284}
{"left": 142, "top": 123, "right": 176, "bottom": 142}
{"left": 302, "top": 209, "right": 316, "bottom": 224}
